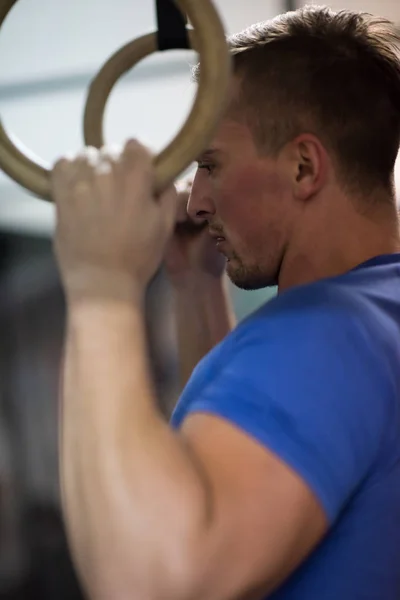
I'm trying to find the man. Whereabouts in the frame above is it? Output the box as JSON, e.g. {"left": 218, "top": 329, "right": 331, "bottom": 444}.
{"left": 51, "top": 5, "right": 400, "bottom": 600}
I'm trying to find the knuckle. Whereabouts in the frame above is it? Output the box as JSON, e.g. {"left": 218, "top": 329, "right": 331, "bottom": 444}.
{"left": 73, "top": 180, "right": 91, "bottom": 198}
{"left": 85, "top": 146, "right": 100, "bottom": 165}
{"left": 52, "top": 157, "right": 71, "bottom": 175}
{"left": 175, "top": 179, "right": 192, "bottom": 194}
{"left": 123, "top": 139, "right": 152, "bottom": 163}
{"left": 96, "top": 159, "right": 113, "bottom": 176}
{"left": 100, "top": 144, "right": 122, "bottom": 163}
{"left": 75, "top": 147, "right": 98, "bottom": 168}
{"left": 124, "top": 138, "right": 140, "bottom": 152}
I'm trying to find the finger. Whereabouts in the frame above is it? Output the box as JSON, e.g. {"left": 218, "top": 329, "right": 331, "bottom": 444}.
{"left": 121, "top": 139, "right": 153, "bottom": 176}
{"left": 52, "top": 156, "right": 74, "bottom": 194}
{"left": 175, "top": 179, "right": 193, "bottom": 196}
{"left": 100, "top": 144, "right": 122, "bottom": 162}
{"left": 97, "top": 145, "right": 123, "bottom": 199}
{"left": 120, "top": 139, "right": 154, "bottom": 201}
{"left": 93, "top": 153, "right": 116, "bottom": 203}
{"left": 59, "top": 148, "right": 99, "bottom": 215}
{"left": 71, "top": 147, "right": 99, "bottom": 187}
{"left": 53, "top": 148, "right": 98, "bottom": 199}
{"left": 99, "top": 144, "right": 122, "bottom": 177}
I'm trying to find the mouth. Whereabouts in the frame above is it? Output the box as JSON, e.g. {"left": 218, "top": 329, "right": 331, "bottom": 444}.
{"left": 210, "top": 235, "right": 226, "bottom": 248}
{"left": 214, "top": 238, "right": 228, "bottom": 257}
{"left": 209, "top": 229, "right": 225, "bottom": 241}
{"left": 208, "top": 229, "right": 228, "bottom": 254}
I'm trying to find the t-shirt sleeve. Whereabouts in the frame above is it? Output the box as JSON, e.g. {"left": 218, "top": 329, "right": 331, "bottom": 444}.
{"left": 180, "top": 300, "right": 389, "bottom": 524}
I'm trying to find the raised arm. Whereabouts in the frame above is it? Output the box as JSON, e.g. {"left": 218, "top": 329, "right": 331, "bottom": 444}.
{"left": 52, "top": 142, "right": 328, "bottom": 600}
{"left": 165, "top": 184, "right": 236, "bottom": 386}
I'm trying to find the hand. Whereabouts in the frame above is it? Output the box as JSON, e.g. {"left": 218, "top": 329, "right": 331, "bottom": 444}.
{"left": 51, "top": 140, "right": 178, "bottom": 303}
{"left": 164, "top": 180, "right": 226, "bottom": 286}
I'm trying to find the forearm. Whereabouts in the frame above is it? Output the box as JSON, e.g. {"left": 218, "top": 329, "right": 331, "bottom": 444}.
{"left": 61, "top": 299, "right": 211, "bottom": 600}
{"left": 172, "top": 274, "right": 236, "bottom": 386}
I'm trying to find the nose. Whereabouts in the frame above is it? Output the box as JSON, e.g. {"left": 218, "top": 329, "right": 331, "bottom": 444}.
{"left": 187, "top": 169, "right": 216, "bottom": 223}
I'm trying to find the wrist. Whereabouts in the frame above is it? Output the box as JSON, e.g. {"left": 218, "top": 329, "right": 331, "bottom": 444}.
{"left": 66, "top": 296, "right": 146, "bottom": 342}
{"left": 62, "top": 268, "right": 146, "bottom": 308}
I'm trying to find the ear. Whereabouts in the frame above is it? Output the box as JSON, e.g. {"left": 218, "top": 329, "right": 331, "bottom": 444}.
{"left": 284, "top": 134, "right": 329, "bottom": 202}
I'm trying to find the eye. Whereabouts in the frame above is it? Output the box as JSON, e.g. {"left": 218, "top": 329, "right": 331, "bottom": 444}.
{"left": 197, "top": 162, "right": 215, "bottom": 175}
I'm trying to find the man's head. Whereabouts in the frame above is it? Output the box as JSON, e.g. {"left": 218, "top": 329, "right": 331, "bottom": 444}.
{"left": 188, "top": 5, "right": 400, "bottom": 290}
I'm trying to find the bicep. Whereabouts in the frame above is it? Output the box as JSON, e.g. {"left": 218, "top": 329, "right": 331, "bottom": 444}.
{"left": 181, "top": 413, "right": 328, "bottom": 600}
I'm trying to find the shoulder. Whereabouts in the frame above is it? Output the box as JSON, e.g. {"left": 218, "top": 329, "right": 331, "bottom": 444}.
{"left": 213, "top": 279, "right": 393, "bottom": 434}
{"left": 175, "top": 279, "right": 392, "bottom": 528}
{"left": 233, "top": 279, "right": 368, "bottom": 358}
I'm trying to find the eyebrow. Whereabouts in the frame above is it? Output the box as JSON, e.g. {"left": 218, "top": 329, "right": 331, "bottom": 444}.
{"left": 196, "top": 148, "right": 220, "bottom": 162}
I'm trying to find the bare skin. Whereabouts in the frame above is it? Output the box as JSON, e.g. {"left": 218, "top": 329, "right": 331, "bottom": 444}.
{"left": 187, "top": 119, "right": 400, "bottom": 292}
{"left": 164, "top": 118, "right": 400, "bottom": 387}
{"left": 51, "top": 82, "right": 400, "bottom": 600}
{"left": 164, "top": 181, "right": 236, "bottom": 386}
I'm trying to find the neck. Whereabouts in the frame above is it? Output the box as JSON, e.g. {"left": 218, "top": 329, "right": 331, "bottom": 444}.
{"left": 278, "top": 194, "right": 400, "bottom": 293}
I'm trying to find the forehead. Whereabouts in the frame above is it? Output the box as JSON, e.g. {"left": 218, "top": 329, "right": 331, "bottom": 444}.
{"left": 198, "top": 118, "right": 256, "bottom": 161}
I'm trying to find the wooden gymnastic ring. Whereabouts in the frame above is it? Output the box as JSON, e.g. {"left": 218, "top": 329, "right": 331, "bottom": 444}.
{"left": 0, "top": 0, "right": 231, "bottom": 201}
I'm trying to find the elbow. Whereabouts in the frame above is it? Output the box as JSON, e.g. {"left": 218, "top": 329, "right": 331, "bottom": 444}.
{"left": 80, "top": 542, "right": 205, "bottom": 600}
{"left": 73, "top": 480, "right": 213, "bottom": 600}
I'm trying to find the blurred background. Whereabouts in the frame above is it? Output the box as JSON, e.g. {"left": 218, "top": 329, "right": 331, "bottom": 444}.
{"left": 0, "top": 0, "right": 400, "bottom": 598}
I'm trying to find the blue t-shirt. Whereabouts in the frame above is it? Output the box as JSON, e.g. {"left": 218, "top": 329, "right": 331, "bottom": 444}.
{"left": 171, "top": 254, "right": 400, "bottom": 599}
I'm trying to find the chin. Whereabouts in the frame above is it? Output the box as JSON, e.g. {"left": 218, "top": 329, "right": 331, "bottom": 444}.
{"left": 226, "top": 260, "right": 278, "bottom": 290}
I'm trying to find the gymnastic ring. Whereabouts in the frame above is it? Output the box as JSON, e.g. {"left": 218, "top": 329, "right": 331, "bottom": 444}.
{"left": 0, "top": 0, "right": 231, "bottom": 201}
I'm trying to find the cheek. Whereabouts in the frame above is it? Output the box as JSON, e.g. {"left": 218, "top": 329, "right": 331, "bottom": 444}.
{"left": 217, "top": 164, "right": 287, "bottom": 240}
